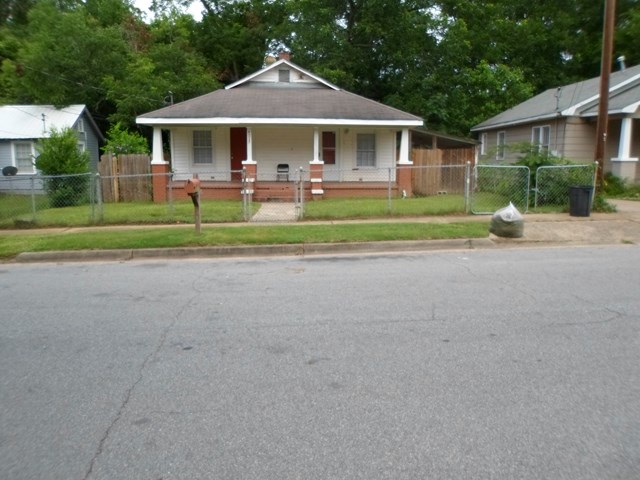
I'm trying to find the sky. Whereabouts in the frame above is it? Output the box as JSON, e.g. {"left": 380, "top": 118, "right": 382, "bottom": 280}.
{"left": 132, "top": 0, "right": 204, "bottom": 21}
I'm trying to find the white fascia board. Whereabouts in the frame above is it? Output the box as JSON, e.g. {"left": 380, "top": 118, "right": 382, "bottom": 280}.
{"left": 225, "top": 59, "right": 340, "bottom": 91}
{"left": 623, "top": 100, "right": 640, "bottom": 114}
{"left": 471, "top": 114, "right": 561, "bottom": 132}
{"left": 137, "top": 117, "right": 423, "bottom": 127}
{"left": 572, "top": 101, "right": 640, "bottom": 118}
{"left": 562, "top": 73, "right": 640, "bottom": 116}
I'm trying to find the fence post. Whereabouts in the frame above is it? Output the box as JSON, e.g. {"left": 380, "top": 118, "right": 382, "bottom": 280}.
{"left": 30, "top": 176, "right": 37, "bottom": 222}
{"left": 89, "top": 173, "right": 95, "bottom": 224}
{"left": 592, "top": 161, "right": 599, "bottom": 206}
{"left": 387, "top": 167, "right": 392, "bottom": 214}
{"left": 242, "top": 167, "right": 248, "bottom": 221}
{"left": 298, "top": 166, "right": 304, "bottom": 220}
{"left": 464, "top": 161, "right": 471, "bottom": 213}
{"left": 96, "top": 173, "right": 104, "bottom": 223}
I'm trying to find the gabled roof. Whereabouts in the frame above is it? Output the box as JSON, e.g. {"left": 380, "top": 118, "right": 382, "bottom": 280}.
{"left": 225, "top": 59, "right": 340, "bottom": 91}
{"left": 472, "top": 64, "right": 640, "bottom": 132}
{"left": 137, "top": 60, "right": 422, "bottom": 127}
{"left": 0, "top": 105, "right": 103, "bottom": 140}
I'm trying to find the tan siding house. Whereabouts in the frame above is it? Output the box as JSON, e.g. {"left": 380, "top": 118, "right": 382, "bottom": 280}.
{"left": 472, "top": 65, "right": 640, "bottom": 183}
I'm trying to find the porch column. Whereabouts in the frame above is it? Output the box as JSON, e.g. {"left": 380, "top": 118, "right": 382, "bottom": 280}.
{"left": 396, "top": 128, "right": 413, "bottom": 197}
{"left": 611, "top": 117, "right": 638, "bottom": 181}
{"left": 398, "top": 128, "right": 411, "bottom": 164}
{"left": 151, "top": 127, "right": 166, "bottom": 165}
{"left": 151, "top": 127, "right": 170, "bottom": 203}
{"left": 242, "top": 127, "right": 256, "bottom": 193}
{"left": 310, "top": 127, "right": 324, "bottom": 199}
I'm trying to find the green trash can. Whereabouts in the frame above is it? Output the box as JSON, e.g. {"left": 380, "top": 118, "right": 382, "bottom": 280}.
{"left": 569, "top": 185, "right": 593, "bottom": 217}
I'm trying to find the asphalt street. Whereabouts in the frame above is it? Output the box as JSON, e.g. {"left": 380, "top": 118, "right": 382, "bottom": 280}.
{"left": 1, "top": 245, "right": 639, "bottom": 479}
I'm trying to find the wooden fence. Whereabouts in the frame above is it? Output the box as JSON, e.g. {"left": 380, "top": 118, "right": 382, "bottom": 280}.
{"left": 411, "top": 148, "right": 474, "bottom": 196}
{"left": 98, "top": 154, "right": 152, "bottom": 202}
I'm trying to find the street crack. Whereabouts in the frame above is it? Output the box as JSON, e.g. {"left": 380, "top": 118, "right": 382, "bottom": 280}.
{"left": 82, "top": 295, "right": 197, "bottom": 480}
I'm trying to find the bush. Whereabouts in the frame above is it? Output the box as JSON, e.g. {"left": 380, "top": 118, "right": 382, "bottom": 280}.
{"left": 602, "top": 172, "right": 627, "bottom": 196}
{"left": 35, "top": 127, "right": 90, "bottom": 208}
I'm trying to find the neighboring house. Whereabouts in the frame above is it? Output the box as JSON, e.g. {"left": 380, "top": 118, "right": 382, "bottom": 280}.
{"left": 136, "top": 57, "right": 423, "bottom": 201}
{"left": 472, "top": 64, "right": 640, "bottom": 183}
{"left": 0, "top": 105, "right": 103, "bottom": 176}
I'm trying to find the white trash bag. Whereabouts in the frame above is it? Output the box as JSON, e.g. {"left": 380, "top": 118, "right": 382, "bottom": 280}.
{"left": 489, "top": 202, "right": 524, "bottom": 238}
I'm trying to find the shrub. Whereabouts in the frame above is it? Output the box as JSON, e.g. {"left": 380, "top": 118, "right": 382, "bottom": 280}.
{"left": 35, "top": 127, "right": 90, "bottom": 208}
{"left": 102, "top": 122, "right": 149, "bottom": 155}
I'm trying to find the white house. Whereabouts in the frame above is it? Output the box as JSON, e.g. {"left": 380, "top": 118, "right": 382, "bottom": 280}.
{"left": 136, "top": 57, "right": 423, "bottom": 201}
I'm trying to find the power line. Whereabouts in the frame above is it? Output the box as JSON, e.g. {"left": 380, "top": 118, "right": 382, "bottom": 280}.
{"left": 20, "top": 64, "right": 169, "bottom": 107}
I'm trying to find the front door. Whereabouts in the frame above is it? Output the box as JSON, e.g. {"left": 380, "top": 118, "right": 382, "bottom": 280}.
{"left": 230, "top": 127, "right": 247, "bottom": 181}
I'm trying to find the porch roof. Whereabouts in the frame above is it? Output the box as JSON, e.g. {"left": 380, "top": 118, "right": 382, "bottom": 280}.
{"left": 137, "top": 87, "right": 423, "bottom": 127}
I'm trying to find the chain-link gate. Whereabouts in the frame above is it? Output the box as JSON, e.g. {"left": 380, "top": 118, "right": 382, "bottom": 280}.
{"left": 470, "top": 165, "right": 530, "bottom": 214}
{"left": 534, "top": 164, "right": 597, "bottom": 209}
{"left": 243, "top": 166, "right": 308, "bottom": 222}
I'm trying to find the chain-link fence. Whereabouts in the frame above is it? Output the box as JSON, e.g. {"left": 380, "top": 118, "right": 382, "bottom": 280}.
{"left": 0, "top": 173, "right": 98, "bottom": 227}
{"left": 470, "top": 165, "right": 531, "bottom": 214}
{"left": 0, "top": 163, "right": 601, "bottom": 228}
{"left": 534, "top": 164, "right": 597, "bottom": 209}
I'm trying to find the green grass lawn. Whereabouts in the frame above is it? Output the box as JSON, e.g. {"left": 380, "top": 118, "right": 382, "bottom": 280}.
{"left": 0, "top": 221, "right": 490, "bottom": 259}
{"left": 303, "top": 195, "right": 467, "bottom": 219}
{"left": 0, "top": 198, "right": 249, "bottom": 228}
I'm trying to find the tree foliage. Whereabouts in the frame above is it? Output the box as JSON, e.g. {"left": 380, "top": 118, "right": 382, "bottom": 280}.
{"left": 36, "top": 127, "right": 90, "bottom": 175}
{"left": 0, "top": 0, "right": 638, "bottom": 139}
{"left": 102, "top": 122, "right": 150, "bottom": 155}
{"left": 35, "top": 126, "right": 91, "bottom": 207}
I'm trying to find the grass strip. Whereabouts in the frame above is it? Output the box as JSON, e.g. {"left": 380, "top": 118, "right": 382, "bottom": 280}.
{"left": 0, "top": 222, "right": 489, "bottom": 259}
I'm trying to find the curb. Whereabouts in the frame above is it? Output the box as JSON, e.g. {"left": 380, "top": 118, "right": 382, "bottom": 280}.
{"left": 13, "top": 238, "right": 496, "bottom": 263}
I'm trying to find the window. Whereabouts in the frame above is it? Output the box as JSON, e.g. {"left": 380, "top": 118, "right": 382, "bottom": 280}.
{"left": 356, "top": 133, "right": 376, "bottom": 167}
{"left": 192, "top": 130, "right": 212, "bottom": 164}
{"left": 480, "top": 133, "right": 488, "bottom": 156}
{"left": 278, "top": 69, "right": 290, "bottom": 83}
{"left": 532, "top": 126, "right": 550, "bottom": 154}
{"left": 14, "top": 142, "right": 34, "bottom": 173}
{"left": 496, "top": 131, "right": 506, "bottom": 160}
{"left": 322, "top": 131, "right": 336, "bottom": 164}
{"left": 76, "top": 118, "right": 85, "bottom": 133}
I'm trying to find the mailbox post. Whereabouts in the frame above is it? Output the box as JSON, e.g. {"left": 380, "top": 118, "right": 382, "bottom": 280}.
{"left": 185, "top": 175, "right": 201, "bottom": 234}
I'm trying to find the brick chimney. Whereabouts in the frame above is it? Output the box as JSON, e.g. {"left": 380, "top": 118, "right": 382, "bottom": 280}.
{"left": 278, "top": 52, "right": 291, "bottom": 61}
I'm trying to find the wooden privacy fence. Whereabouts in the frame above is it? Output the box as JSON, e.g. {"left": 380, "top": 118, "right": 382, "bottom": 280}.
{"left": 98, "top": 154, "right": 152, "bottom": 202}
{"left": 411, "top": 148, "right": 474, "bottom": 196}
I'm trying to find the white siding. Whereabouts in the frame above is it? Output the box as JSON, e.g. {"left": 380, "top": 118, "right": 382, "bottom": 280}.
{"left": 169, "top": 126, "right": 399, "bottom": 182}
{"left": 250, "top": 68, "right": 319, "bottom": 86}
{"left": 170, "top": 127, "right": 230, "bottom": 181}
{"left": 253, "top": 126, "right": 313, "bottom": 180}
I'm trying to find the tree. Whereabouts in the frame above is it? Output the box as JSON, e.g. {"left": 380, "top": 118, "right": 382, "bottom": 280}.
{"left": 196, "top": 0, "right": 288, "bottom": 83}
{"left": 0, "top": 1, "right": 130, "bottom": 115}
{"left": 284, "top": 0, "right": 439, "bottom": 100}
{"left": 102, "top": 122, "right": 150, "bottom": 155}
{"left": 103, "top": 11, "right": 220, "bottom": 126}
{"left": 35, "top": 127, "right": 90, "bottom": 207}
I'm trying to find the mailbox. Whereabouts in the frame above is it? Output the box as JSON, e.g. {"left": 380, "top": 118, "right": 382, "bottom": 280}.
{"left": 185, "top": 177, "right": 201, "bottom": 195}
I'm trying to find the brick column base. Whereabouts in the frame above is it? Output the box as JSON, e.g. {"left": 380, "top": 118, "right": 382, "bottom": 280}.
{"left": 396, "top": 163, "right": 413, "bottom": 198}
{"left": 310, "top": 161, "right": 324, "bottom": 199}
{"left": 242, "top": 161, "right": 257, "bottom": 194}
{"left": 151, "top": 163, "right": 170, "bottom": 203}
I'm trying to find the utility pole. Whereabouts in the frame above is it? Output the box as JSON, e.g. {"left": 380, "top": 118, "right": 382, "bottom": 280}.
{"left": 594, "top": 0, "right": 616, "bottom": 190}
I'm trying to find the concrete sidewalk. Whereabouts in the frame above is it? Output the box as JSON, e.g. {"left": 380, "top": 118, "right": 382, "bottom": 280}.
{"left": 9, "top": 200, "right": 640, "bottom": 263}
